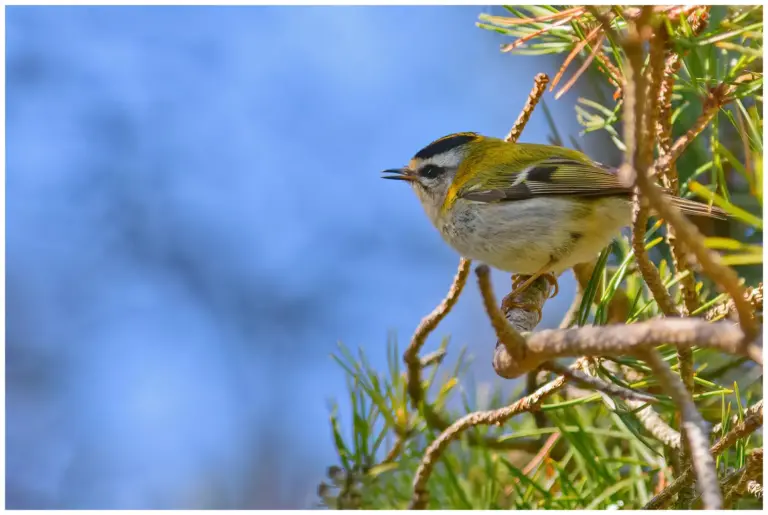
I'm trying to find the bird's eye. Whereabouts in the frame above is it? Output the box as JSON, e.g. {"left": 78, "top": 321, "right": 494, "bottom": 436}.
{"left": 419, "top": 164, "right": 445, "bottom": 179}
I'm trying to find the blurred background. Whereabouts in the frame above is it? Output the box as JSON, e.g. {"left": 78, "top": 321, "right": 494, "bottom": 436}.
{"left": 7, "top": 6, "right": 606, "bottom": 509}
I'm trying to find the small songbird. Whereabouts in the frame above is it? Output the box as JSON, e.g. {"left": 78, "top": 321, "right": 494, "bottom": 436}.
{"left": 382, "top": 132, "right": 725, "bottom": 299}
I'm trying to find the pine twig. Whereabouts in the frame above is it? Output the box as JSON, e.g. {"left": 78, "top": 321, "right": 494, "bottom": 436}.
{"left": 626, "top": 399, "right": 682, "bottom": 449}
{"left": 543, "top": 360, "right": 659, "bottom": 404}
{"left": 409, "top": 357, "right": 589, "bottom": 509}
{"left": 622, "top": 9, "right": 679, "bottom": 317}
{"left": 403, "top": 258, "right": 471, "bottom": 408}
{"left": 641, "top": 349, "right": 720, "bottom": 509}
{"left": 505, "top": 73, "right": 549, "bottom": 143}
{"left": 723, "top": 448, "right": 763, "bottom": 507}
{"left": 401, "top": 258, "right": 538, "bottom": 452}
{"left": 480, "top": 262, "right": 761, "bottom": 378}
{"left": 644, "top": 400, "right": 764, "bottom": 509}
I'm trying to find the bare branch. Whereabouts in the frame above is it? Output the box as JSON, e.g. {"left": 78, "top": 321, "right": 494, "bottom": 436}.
{"left": 641, "top": 349, "right": 720, "bottom": 509}
{"left": 476, "top": 265, "right": 528, "bottom": 365}
{"left": 713, "top": 397, "right": 765, "bottom": 435}
{"left": 638, "top": 174, "right": 758, "bottom": 341}
{"left": 650, "top": 15, "right": 698, "bottom": 496}
{"left": 622, "top": 9, "right": 679, "bottom": 318}
{"left": 644, "top": 400, "right": 764, "bottom": 509}
{"left": 627, "top": 399, "right": 682, "bottom": 449}
{"left": 631, "top": 197, "right": 680, "bottom": 315}
{"left": 706, "top": 283, "right": 763, "bottom": 323}
{"left": 505, "top": 73, "right": 549, "bottom": 143}
{"left": 409, "top": 358, "right": 588, "bottom": 509}
{"left": 401, "top": 259, "right": 539, "bottom": 453}
{"left": 654, "top": 100, "right": 728, "bottom": 175}
{"left": 543, "top": 360, "right": 659, "bottom": 404}
{"left": 492, "top": 315, "right": 761, "bottom": 379}
{"left": 617, "top": 8, "right": 758, "bottom": 349}
{"left": 404, "top": 258, "right": 471, "bottom": 407}
{"left": 724, "top": 448, "right": 763, "bottom": 507}
{"left": 746, "top": 480, "right": 763, "bottom": 499}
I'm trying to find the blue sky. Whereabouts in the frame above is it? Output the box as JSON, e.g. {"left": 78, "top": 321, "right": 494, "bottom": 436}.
{"left": 7, "top": 6, "right": 590, "bottom": 509}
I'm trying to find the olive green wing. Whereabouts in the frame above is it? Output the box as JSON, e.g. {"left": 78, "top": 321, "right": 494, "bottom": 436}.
{"left": 458, "top": 157, "right": 629, "bottom": 203}
{"left": 458, "top": 156, "right": 726, "bottom": 219}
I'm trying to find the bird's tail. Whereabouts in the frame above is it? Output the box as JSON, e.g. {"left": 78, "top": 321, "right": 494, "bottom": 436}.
{"left": 664, "top": 194, "right": 727, "bottom": 219}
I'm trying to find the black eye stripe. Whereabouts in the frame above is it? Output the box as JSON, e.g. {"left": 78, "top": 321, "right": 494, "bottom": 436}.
{"left": 419, "top": 164, "right": 445, "bottom": 178}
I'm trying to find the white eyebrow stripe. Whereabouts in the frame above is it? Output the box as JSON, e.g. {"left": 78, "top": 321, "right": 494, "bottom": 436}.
{"left": 415, "top": 149, "right": 463, "bottom": 172}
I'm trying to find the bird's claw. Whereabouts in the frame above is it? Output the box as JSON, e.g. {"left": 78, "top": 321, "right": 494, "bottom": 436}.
{"left": 501, "top": 298, "right": 543, "bottom": 324}
{"left": 510, "top": 272, "right": 560, "bottom": 299}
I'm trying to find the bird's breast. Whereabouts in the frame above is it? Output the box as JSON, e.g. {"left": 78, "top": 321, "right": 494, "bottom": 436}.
{"left": 436, "top": 198, "right": 628, "bottom": 275}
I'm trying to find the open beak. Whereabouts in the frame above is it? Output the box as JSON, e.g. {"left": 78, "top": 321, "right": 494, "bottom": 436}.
{"left": 381, "top": 167, "right": 416, "bottom": 182}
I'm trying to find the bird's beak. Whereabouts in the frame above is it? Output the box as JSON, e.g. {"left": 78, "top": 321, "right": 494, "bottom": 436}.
{"left": 381, "top": 167, "right": 416, "bottom": 182}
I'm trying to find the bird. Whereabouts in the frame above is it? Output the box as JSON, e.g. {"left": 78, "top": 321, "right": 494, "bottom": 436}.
{"left": 382, "top": 131, "right": 725, "bottom": 310}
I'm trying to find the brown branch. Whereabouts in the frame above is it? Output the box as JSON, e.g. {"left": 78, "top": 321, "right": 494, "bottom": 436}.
{"left": 617, "top": 9, "right": 646, "bottom": 187}
{"left": 638, "top": 171, "right": 758, "bottom": 341}
{"left": 650, "top": 25, "right": 701, "bottom": 493}
{"left": 404, "top": 258, "right": 471, "bottom": 408}
{"left": 724, "top": 448, "right": 763, "bottom": 507}
{"left": 641, "top": 349, "right": 721, "bottom": 509}
{"left": 746, "top": 480, "right": 763, "bottom": 499}
{"left": 713, "top": 397, "right": 765, "bottom": 435}
{"left": 476, "top": 265, "right": 550, "bottom": 379}
{"left": 543, "top": 360, "right": 659, "bottom": 404}
{"left": 657, "top": 7, "right": 710, "bottom": 177}
{"left": 643, "top": 22, "right": 667, "bottom": 166}
{"left": 616, "top": 21, "right": 758, "bottom": 504}
{"left": 401, "top": 258, "right": 539, "bottom": 453}
{"left": 644, "top": 400, "right": 764, "bottom": 509}
{"left": 526, "top": 368, "right": 549, "bottom": 429}
{"left": 690, "top": 450, "right": 761, "bottom": 508}
{"left": 631, "top": 197, "right": 680, "bottom": 315}
{"left": 505, "top": 73, "right": 549, "bottom": 143}
{"left": 621, "top": 9, "right": 680, "bottom": 320}
{"left": 653, "top": 97, "right": 728, "bottom": 175}
{"left": 480, "top": 265, "right": 761, "bottom": 376}
{"left": 627, "top": 399, "right": 682, "bottom": 449}
{"left": 409, "top": 358, "right": 588, "bottom": 509}
{"left": 647, "top": 21, "right": 697, "bottom": 501}
{"left": 656, "top": 4, "right": 711, "bottom": 183}
{"left": 477, "top": 265, "right": 528, "bottom": 359}
{"left": 419, "top": 348, "right": 446, "bottom": 368}
{"left": 492, "top": 315, "right": 761, "bottom": 379}
{"left": 656, "top": 44, "right": 698, "bottom": 494}
{"left": 649, "top": 19, "right": 701, "bottom": 332}
{"left": 706, "top": 283, "right": 763, "bottom": 323}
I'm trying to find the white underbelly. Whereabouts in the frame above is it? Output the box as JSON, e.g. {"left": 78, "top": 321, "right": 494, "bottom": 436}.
{"left": 437, "top": 197, "right": 631, "bottom": 275}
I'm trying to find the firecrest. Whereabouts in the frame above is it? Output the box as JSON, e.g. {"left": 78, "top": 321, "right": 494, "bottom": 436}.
{"left": 382, "top": 132, "right": 724, "bottom": 296}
